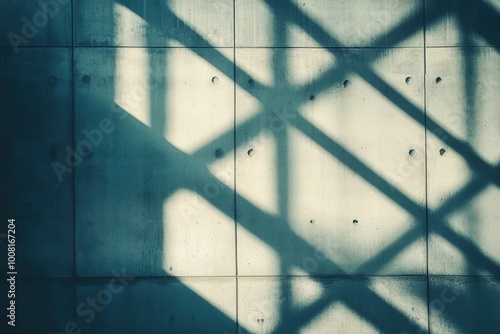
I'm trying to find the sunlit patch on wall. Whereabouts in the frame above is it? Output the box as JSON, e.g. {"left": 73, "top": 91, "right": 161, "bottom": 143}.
{"left": 235, "top": 130, "right": 279, "bottom": 217}
{"left": 113, "top": 47, "right": 151, "bottom": 126}
{"left": 238, "top": 277, "right": 281, "bottom": 333}
{"left": 113, "top": 3, "right": 148, "bottom": 46}
{"left": 288, "top": 267, "right": 324, "bottom": 308}
{"left": 289, "top": 0, "right": 422, "bottom": 47}
{"left": 301, "top": 299, "right": 378, "bottom": 333}
{"left": 429, "top": 232, "right": 469, "bottom": 275}
{"left": 286, "top": 48, "right": 337, "bottom": 87}
{"left": 235, "top": 0, "right": 275, "bottom": 47}
{"left": 236, "top": 49, "right": 276, "bottom": 89}
{"left": 299, "top": 51, "right": 426, "bottom": 205}
{"left": 163, "top": 189, "right": 235, "bottom": 276}
{"left": 287, "top": 126, "right": 425, "bottom": 274}
{"left": 359, "top": 232, "right": 426, "bottom": 275}
{"left": 168, "top": 0, "right": 233, "bottom": 47}
{"left": 165, "top": 48, "right": 234, "bottom": 154}
{"left": 237, "top": 224, "right": 280, "bottom": 275}
{"left": 431, "top": 184, "right": 500, "bottom": 275}
{"left": 426, "top": 135, "right": 475, "bottom": 212}
{"left": 426, "top": 10, "right": 461, "bottom": 46}
{"left": 369, "top": 277, "right": 428, "bottom": 331}
{"left": 177, "top": 277, "right": 237, "bottom": 326}
{"left": 236, "top": 81, "right": 263, "bottom": 128}
{"left": 370, "top": 48, "right": 424, "bottom": 109}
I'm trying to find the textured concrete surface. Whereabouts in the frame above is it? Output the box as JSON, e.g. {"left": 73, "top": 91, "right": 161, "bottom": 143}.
{"left": 75, "top": 277, "right": 236, "bottom": 333}
{"left": 426, "top": 0, "right": 500, "bottom": 47}
{"left": 235, "top": 48, "right": 426, "bottom": 276}
{"left": 0, "top": 48, "right": 73, "bottom": 278}
{"left": 426, "top": 48, "right": 500, "bottom": 275}
{"left": 235, "top": 0, "right": 423, "bottom": 47}
{"left": 0, "top": 0, "right": 72, "bottom": 48}
{"left": 238, "top": 276, "right": 428, "bottom": 333}
{"left": 74, "top": 0, "right": 234, "bottom": 47}
{"left": 429, "top": 276, "right": 500, "bottom": 334}
{"left": 0, "top": 279, "right": 74, "bottom": 333}
{"left": 74, "top": 47, "right": 235, "bottom": 277}
{"left": 1, "top": 0, "right": 500, "bottom": 333}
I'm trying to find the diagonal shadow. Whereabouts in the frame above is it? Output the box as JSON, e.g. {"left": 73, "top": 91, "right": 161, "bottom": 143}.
{"left": 104, "top": 0, "right": 500, "bottom": 332}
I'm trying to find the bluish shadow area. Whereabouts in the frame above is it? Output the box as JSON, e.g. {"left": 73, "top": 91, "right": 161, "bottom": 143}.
{"left": 75, "top": 276, "right": 236, "bottom": 334}
{"left": 0, "top": 0, "right": 72, "bottom": 48}
{"left": 0, "top": 276, "right": 237, "bottom": 334}
{"left": 0, "top": 47, "right": 74, "bottom": 278}
{"left": 0, "top": 279, "right": 73, "bottom": 333}
{"left": 429, "top": 277, "right": 500, "bottom": 334}
{"left": 426, "top": 0, "right": 500, "bottom": 48}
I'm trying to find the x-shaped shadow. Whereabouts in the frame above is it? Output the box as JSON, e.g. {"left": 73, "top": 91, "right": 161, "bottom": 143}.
{"left": 107, "top": 0, "right": 500, "bottom": 332}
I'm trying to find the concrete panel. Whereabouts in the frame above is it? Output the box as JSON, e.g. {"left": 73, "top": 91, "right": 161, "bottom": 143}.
{"left": 426, "top": 48, "right": 500, "bottom": 275}
{"left": 76, "top": 277, "right": 236, "bottom": 334}
{"left": 426, "top": 0, "right": 500, "bottom": 47}
{"left": 429, "top": 276, "right": 500, "bottom": 334}
{"left": 235, "top": 0, "right": 423, "bottom": 47}
{"left": 236, "top": 48, "right": 426, "bottom": 276}
{"left": 238, "top": 276, "right": 427, "bottom": 333}
{"left": 75, "top": 0, "right": 233, "bottom": 47}
{"left": 0, "top": 278, "right": 74, "bottom": 333}
{"left": 74, "top": 47, "right": 235, "bottom": 277}
{"left": 0, "top": 47, "right": 73, "bottom": 278}
{"left": 0, "top": 0, "right": 72, "bottom": 50}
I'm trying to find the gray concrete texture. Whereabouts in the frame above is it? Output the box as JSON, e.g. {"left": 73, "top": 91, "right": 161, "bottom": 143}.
{"left": 1, "top": 0, "right": 499, "bottom": 333}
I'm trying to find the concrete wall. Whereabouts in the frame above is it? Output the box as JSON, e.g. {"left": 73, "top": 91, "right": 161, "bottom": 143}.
{"left": 1, "top": 0, "right": 499, "bottom": 333}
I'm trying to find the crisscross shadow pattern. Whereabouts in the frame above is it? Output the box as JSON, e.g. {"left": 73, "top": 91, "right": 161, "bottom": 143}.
{"left": 2, "top": 0, "right": 500, "bottom": 333}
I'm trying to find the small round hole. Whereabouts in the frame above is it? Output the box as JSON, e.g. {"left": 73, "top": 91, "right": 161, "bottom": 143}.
{"left": 439, "top": 148, "right": 446, "bottom": 156}
{"left": 309, "top": 94, "right": 315, "bottom": 101}
{"left": 211, "top": 76, "right": 220, "bottom": 85}
{"left": 215, "top": 148, "right": 224, "bottom": 158}
{"left": 405, "top": 77, "right": 413, "bottom": 85}
{"left": 82, "top": 75, "right": 90, "bottom": 84}
{"left": 310, "top": 219, "right": 315, "bottom": 224}
{"left": 436, "top": 77, "right": 442, "bottom": 84}
{"left": 247, "top": 148, "right": 255, "bottom": 156}
{"left": 353, "top": 219, "right": 358, "bottom": 224}
{"left": 409, "top": 149, "right": 415, "bottom": 156}
{"left": 248, "top": 78, "right": 254, "bottom": 85}
{"left": 343, "top": 79, "right": 350, "bottom": 88}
